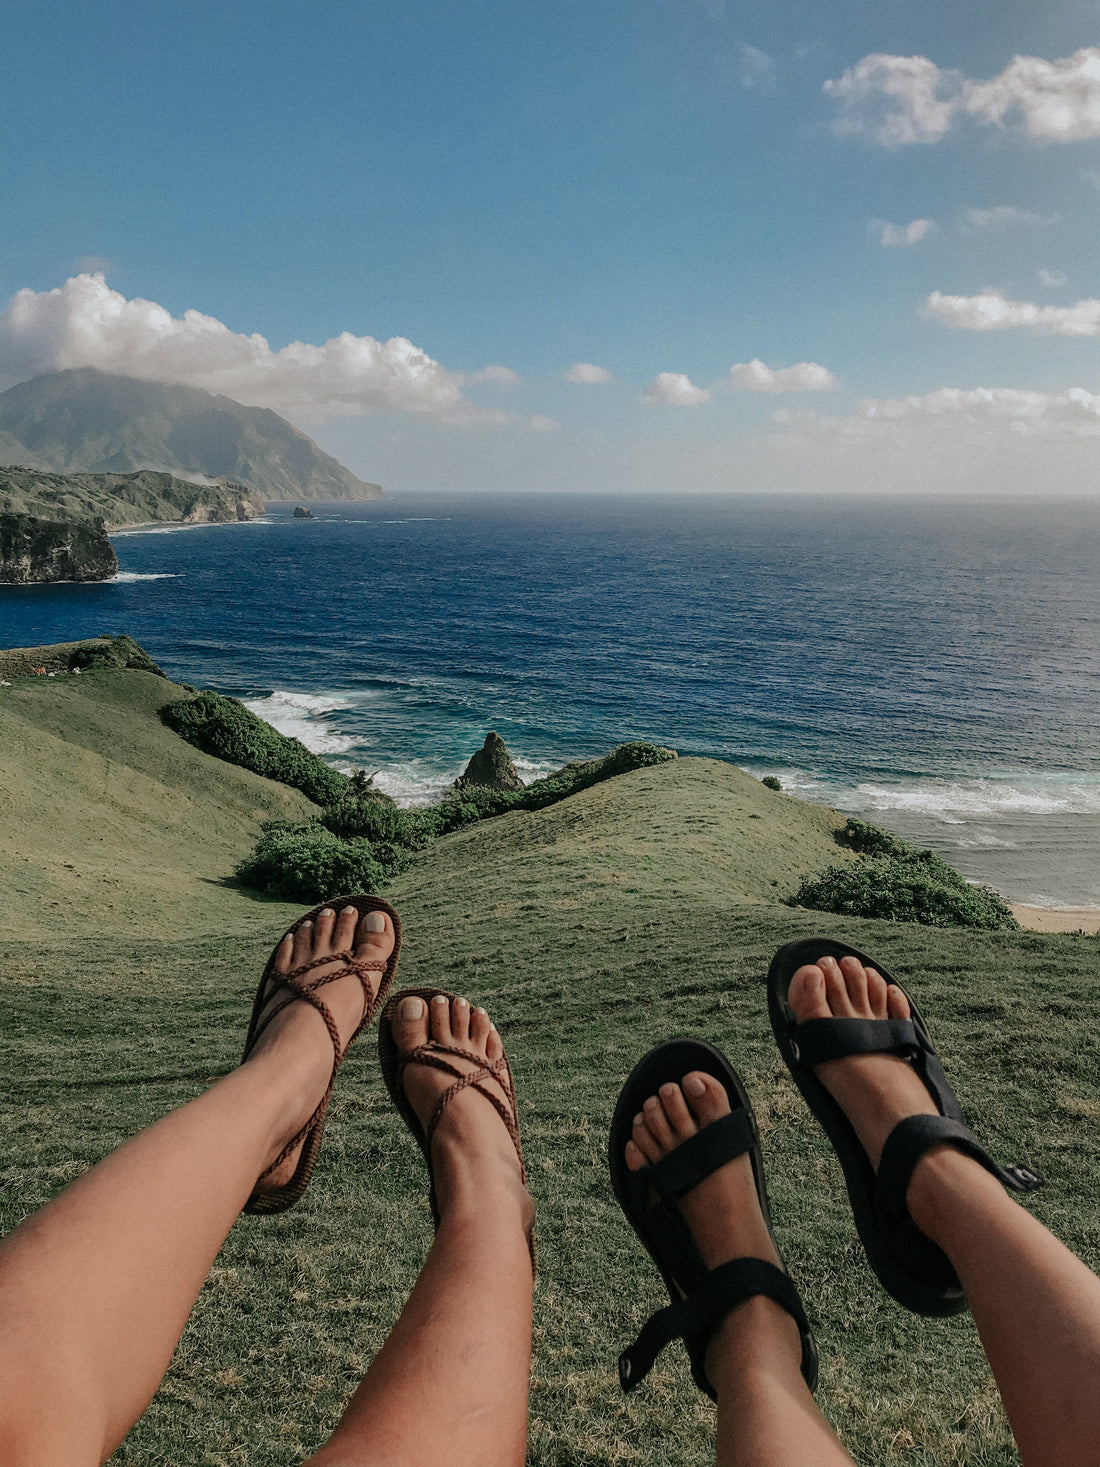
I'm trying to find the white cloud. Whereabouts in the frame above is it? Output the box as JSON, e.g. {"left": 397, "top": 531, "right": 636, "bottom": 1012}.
{"left": 735, "top": 42, "right": 776, "bottom": 90}
{"left": 728, "top": 358, "right": 838, "bottom": 392}
{"left": 564, "top": 361, "right": 614, "bottom": 384}
{"left": 872, "top": 217, "right": 936, "bottom": 247}
{"left": 1039, "top": 268, "right": 1068, "bottom": 289}
{"left": 964, "top": 205, "right": 1051, "bottom": 227}
{"left": 856, "top": 385, "right": 1100, "bottom": 438}
{"left": 826, "top": 46, "right": 1100, "bottom": 146}
{"left": 0, "top": 273, "right": 516, "bottom": 424}
{"left": 641, "top": 372, "right": 711, "bottom": 406}
{"left": 465, "top": 364, "right": 520, "bottom": 388}
{"left": 529, "top": 414, "right": 560, "bottom": 431}
{"left": 925, "top": 289, "right": 1100, "bottom": 335}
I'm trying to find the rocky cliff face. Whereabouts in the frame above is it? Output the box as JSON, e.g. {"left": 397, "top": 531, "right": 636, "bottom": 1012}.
{"left": 454, "top": 732, "right": 524, "bottom": 791}
{"left": 0, "top": 513, "right": 118, "bottom": 584}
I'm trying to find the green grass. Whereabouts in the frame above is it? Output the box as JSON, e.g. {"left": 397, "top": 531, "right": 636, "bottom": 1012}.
{"left": 2, "top": 670, "right": 1099, "bottom": 1464}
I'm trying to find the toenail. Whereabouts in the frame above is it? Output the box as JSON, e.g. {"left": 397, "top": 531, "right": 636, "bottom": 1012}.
{"left": 341, "top": 905, "right": 356, "bottom": 915}
{"left": 300, "top": 919, "right": 313, "bottom": 929}
{"left": 456, "top": 997, "right": 469, "bottom": 1007}
{"left": 644, "top": 1095, "right": 660, "bottom": 1110}
{"left": 475, "top": 1006, "right": 487, "bottom": 1015}
{"left": 399, "top": 996, "right": 425, "bottom": 1020}
{"left": 365, "top": 912, "right": 386, "bottom": 932}
{"left": 633, "top": 1112, "right": 644, "bottom": 1127}
{"left": 684, "top": 1075, "right": 706, "bottom": 1097}
{"left": 432, "top": 994, "right": 448, "bottom": 1005}
{"left": 659, "top": 1082, "right": 676, "bottom": 1098}
{"left": 319, "top": 908, "right": 334, "bottom": 917}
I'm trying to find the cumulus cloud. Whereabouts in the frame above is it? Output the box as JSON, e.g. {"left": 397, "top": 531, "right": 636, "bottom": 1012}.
{"left": 0, "top": 273, "right": 517, "bottom": 424}
{"left": 641, "top": 372, "right": 711, "bottom": 406}
{"left": 964, "top": 205, "right": 1052, "bottom": 227}
{"left": 925, "top": 289, "right": 1100, "bottom": 335}
{"left": 564, "top": 361, "right": 614, "bottom": 384}
{"left": 872, "top": 217, "right": 936, "bottom": 247}
{"left": 1039, "top": 268, "right": 1068, "bottom": 289}
{"left": 735, "top": 42, "right": 776, "bottom": 89}
{"left": 728, "top": 358, "right": 838, "bottom": 392}
{"left": 826, "top": 46, "right": 1100, "bottom": 146}
{"left": 856, "top": 385, "right": 1100, "bottom": 438}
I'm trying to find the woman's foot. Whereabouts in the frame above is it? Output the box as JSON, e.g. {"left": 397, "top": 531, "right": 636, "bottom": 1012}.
{"left": 389, "top": 994, "right": 534, "bottom": 1238}
{"left": 625, "top": 1073, "right": 803, "bottom": 1375}
{"left": 247, "top": 904, "right": 396, "bottom": 1192}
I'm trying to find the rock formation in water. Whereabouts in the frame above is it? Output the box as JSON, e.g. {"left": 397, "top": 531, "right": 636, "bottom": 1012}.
{"left": 454, "top": 732, "right": 524, "bottom": 792}
{"left": 293, "top": 505, "right": 316, "bottom": 518}
{"left": 0, "top": 512, "right": 118, "bottom": 584}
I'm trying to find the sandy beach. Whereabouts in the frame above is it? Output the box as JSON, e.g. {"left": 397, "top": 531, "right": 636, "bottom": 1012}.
{"left": 1010, "top": 904, "right": 1100, "bottom": 934}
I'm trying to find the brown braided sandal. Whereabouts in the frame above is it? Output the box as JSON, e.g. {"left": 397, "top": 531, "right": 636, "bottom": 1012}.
{"left": 378, "top": 986, "right": 536, "bottom": 1272}
{"left": 242, "top": 894, "right": 402, "bottom": 1215}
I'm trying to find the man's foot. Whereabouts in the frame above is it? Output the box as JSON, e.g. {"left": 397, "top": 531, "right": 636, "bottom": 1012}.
{"left": 247, "top": 904, "right": 396, "bottom": 1192}
{"left": 389, "top": 994, "right": 534, "bottom": 1235}
{"left": 787, "top": 953, "right": 939, "bottom": 1171}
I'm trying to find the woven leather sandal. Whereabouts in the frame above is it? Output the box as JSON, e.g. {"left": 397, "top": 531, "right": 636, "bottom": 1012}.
{"left": 242, "top": 894, "right": 402, "bottom": 1216}
{"left": 378, "top": 986, "right": 536, "bottom": 1273}
{"left": 767, "top": 937, "right": 1044, "bottom": 1316}
{"left": 609, "top": 1037, "right": 818, "bottom": 1401}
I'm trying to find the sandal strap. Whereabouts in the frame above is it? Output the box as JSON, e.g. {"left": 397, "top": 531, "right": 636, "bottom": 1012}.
{"left": 618, "top": 1257, "right": 813, "bottom": 1393}
{"left": 790, "top": 1014, "right": 961, "bottom": 1118}
{"left": 394, "top": 1041, "right": 526, "bottom": 1186}
{"left": 876, "top": 1114, "right": 1045, "bottom": 1233}
{"left": 646, "top": 1109, "right": 756, "bottom": 1200}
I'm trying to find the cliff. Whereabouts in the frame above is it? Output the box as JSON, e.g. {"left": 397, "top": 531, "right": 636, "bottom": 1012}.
{"left": 0, "top": 512, "right": 118, "bottom": 584}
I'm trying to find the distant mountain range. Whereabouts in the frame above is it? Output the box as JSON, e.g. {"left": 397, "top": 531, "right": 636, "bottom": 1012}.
{"left": 0, "top": 369, "right": 381, "bottom": 501}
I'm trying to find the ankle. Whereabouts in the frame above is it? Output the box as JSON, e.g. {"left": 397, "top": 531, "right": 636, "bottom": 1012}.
{"left": 705, "top": 1293, "right": 805, "bottom": 1388}
{"left": 906, "top": 1142, "right": 1012, "bottom": 1247}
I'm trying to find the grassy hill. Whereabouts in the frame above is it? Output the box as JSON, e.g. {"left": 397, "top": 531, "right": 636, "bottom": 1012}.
{"left": 1, "top": 668, "right": 1098, "bottom": 1465}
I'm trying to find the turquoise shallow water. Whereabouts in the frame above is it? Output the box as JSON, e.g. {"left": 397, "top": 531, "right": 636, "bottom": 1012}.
{"left": 3, "top": 491, "right": 1099, "bottom": 906}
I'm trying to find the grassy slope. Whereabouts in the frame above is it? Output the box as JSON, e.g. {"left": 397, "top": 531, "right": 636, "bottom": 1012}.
{"left": 0, "top": 671, "right": 314, "bottom": 940}
{"left": 1, "top": 675, "right": 1098, "bottom": 1465}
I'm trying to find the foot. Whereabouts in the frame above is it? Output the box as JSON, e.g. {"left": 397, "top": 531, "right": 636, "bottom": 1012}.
{"left": 787, "top": 954, "right": 939, "bottom": 1172}
{"left": 625, "top": 1073, "right": 804, "bottom": 1379}
{"left": 247, "top": 904, "right": 395, "bottom": 1192}
{"left": 389, "top": 994, "right": 534, "bottom": 1233}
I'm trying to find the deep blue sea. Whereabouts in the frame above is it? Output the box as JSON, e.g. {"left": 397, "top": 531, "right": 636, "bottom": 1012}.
{"left": 3, "top": 492, "right": 1100, "bottom": 907}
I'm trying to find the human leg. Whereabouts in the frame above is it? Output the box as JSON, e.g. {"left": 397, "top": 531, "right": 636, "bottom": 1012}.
{"left": 0, "top": 904, "right": 396, "bottom": 1466}
{"left": 786, "top": 951, "right": 1100, "bottom": 1467}
{"left": 305, "top": 993, "right": 534, "bottom": 1467}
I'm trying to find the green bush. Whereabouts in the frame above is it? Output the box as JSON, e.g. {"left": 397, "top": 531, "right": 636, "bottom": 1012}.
{"left": 791, "top": 855, "right": 1019, "bottom": 930}
{"left": 835, "top": 816, "right": 915, "bottom": 859}
{"left": 761, "top": 775, "right": 782, "bottom": 792}
{"left": 234, "top": 821, "right": 406, "bottom": 903}
{"left": 161, "top": 690, "right": 348, "bottom": 806}
{"left": 321, "top": 796, "right": 427, "bottom": 847}
{"left": 70, "top": 634, "right": 165, "bottom": 676}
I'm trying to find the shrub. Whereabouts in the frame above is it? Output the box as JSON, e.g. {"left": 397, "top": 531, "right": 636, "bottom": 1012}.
{"left": 70, "top": 634, "right": 165, "bottom": 676}
{"left": 791, "top": 856, "right": 1019, "bottom": 930}
{"left": 321, "top": 796, "right": 426, "bottom": 847}
{"left": 161, "top": 690, "right": 348, "bottom": 806}
{"left": 234, "top": 821, "right": 406, "bottom": 903}
{"left": 835, "top": 817, "right": 914, "bottom": 859}
{"left": 761, "top": 776, "right": 782, "bottom": 792}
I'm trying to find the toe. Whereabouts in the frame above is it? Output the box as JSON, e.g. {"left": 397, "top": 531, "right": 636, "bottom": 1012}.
{"left": 657, "top": 1082, "right": 698, "bottom": 1140}
{"left": 469, "top": 1005, "right": 492, "bottom": 1049}
{"left": 819, "top": 955, "right": 855, "bottom": 1017}
{"left": 624, "top": 1138, "right": 648, "bottom": 1172}
{"left": 865, "top": 964, "right": 890, "bottom": 1017}
{"left": 356, "top": 907, "right": 391, "bottom": 959}
{"left": 391, "top": 993, "right": 429, "bottom": 1054}
{"left": 333, "top": 904, "right": 359, "bottom": 951}
{"left": 631, "top": 1111, "right": 663, "bottom": 1166}
{"left": 681, "top": 1071, "right": 731, "bottom": 1127}
{"left": 486, "top": 1021, "right": 504, "bottom": 1062}
{"left": 313, "top": 906, "right": 337, "bottom": 952}
{"left": 886, "top": 983, "right": 912, "bottom": 1021}
{"left": 839, "top": 954, "right": 870, "bottom": 1013}
{"left": 642, "top": 1093, "right": 676, "bottom": 1151}
{"left": 274, "top": 932, "right": 295, "bottom": 976}
{"left": 450, "top": 996, "right": 472, "bottom": 1046}
{"left": 429, "top": 992, "right": 453, "bottom": 1045}
{"left": 291, "top": 918, "right": 315, "bottom": 967}
{"left": 788, "top": 961, "right": 831, "bottom": 1022}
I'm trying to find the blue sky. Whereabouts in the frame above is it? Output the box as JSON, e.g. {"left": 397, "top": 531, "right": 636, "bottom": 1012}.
{"left": 3, "top": 0, "right": 1100, "bottom": 493}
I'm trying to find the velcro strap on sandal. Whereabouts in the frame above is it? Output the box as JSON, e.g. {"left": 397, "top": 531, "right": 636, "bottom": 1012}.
{"left": 791, "top": 1017, "right": 918, "bottom": 1066}
{"left": 646, "top": 1110, "right": 756, "bottom": 1200}
{"left": 618, "top": 1258, "right": 809, "bottom": 1393}
{"left": 876, "top": 1114, "right": 1045, "bottom": 1233}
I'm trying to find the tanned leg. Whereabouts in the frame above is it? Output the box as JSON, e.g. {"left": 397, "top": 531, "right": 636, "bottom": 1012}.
{"left": 0, "top": 906, "right": 395, "bottom": 1467}
{"left": 790, "top": 953, "right": 1100, "bottom": 1467}
{"left": 627, "top": 1079, "right": 854, "bottom": 1467}
{"left": 306, "top": 993, "right": 534, "bottom": 1467}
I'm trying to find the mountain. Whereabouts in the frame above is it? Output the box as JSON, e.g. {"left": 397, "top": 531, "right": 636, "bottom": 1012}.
{"left": 0, "top": 369, "right": 381, "bottom": 501}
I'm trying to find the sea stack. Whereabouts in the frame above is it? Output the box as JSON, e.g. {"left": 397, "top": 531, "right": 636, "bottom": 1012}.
{"left": 455, "top": 732, "right": 524, "bottom": 791}
{"left": 293, "top": 505, "right": 315, "bottom": 519}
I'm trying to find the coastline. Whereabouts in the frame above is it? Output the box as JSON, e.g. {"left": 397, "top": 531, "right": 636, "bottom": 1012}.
{"left": 1010, "top": 903, "right": 1100, "bottom": 934}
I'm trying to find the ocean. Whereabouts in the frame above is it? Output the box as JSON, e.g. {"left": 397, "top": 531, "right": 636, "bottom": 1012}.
{"left": 3, "top": 492, "right": 1099, "bottom": 908}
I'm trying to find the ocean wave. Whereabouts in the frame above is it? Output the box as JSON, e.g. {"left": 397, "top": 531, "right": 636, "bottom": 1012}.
{"left": 242, "top": 689, "right": 360, "bottom": 755}
{"left": 109, "top": 572, "right": 178, "bottom": 582}
{"left": 112, "top": 519, "right": 275, "bottom": 537}
{"left": 763, "top": 768, "right": 1100, "bottom": 821}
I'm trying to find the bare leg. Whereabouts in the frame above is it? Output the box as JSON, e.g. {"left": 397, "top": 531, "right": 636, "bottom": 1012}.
{"left": 790, "top": 954, "right": 1100, "bottom": 1467}
{"left": 306, "top": 993, "right": 534, "bottom": 1467}
{"left": 626, "top": 1079, "right": 853, "bottom": 1467}
{"left": 0, "top": 906, "right": 395, "bottom": 1467}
